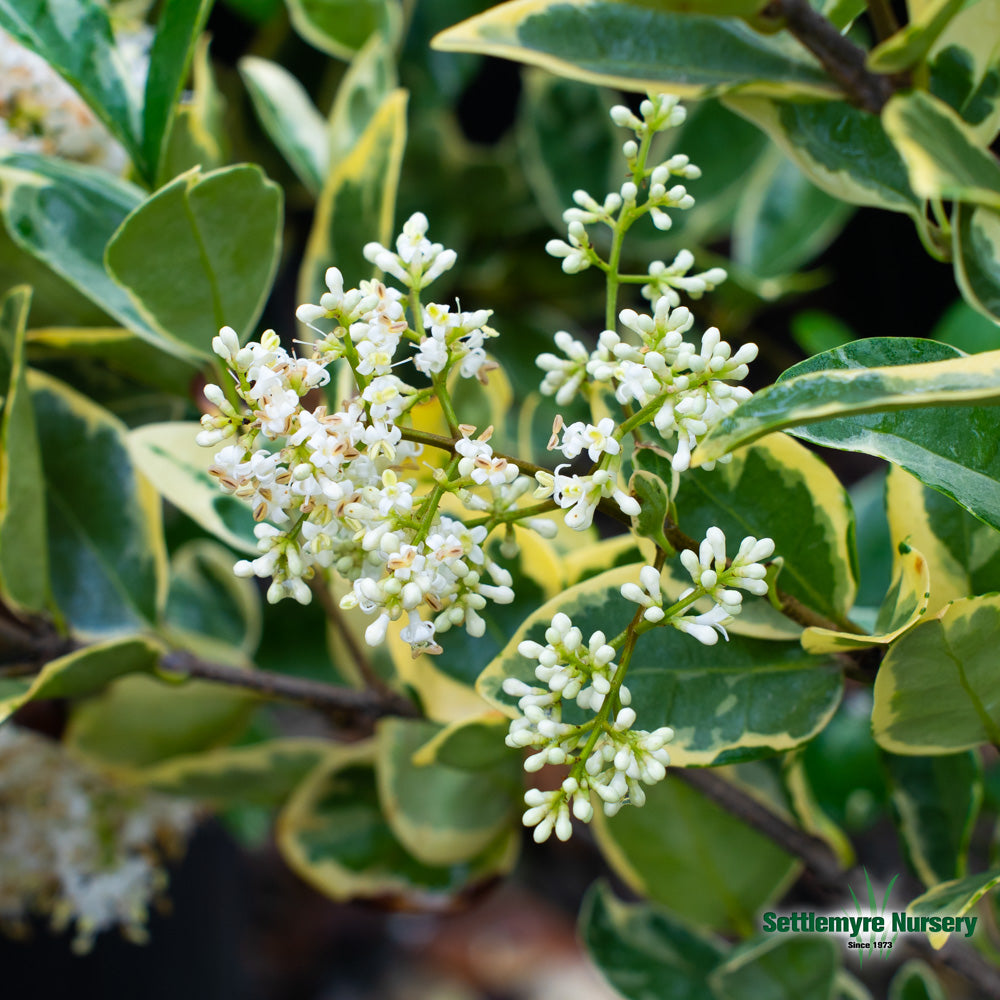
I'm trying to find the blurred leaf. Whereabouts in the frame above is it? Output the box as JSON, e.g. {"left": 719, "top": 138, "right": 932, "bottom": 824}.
{"left": 30, "top": 369, "right": 167, "bottom": 633}
{"left": 432, "top": 0, "right": 834, "bottom": 97}
{"left": 298, "top": 89, "right": 407, "bottom": 308}
{"left": 135, "top": 737, "right": 331, "bottom": 805}
{"left": 240, "top": 56, "right": 328, "bottom": 195}
{"left": 883, "top": 90, "right": 1000, "bottom": 209}
{"left": 517, "top": 71, "right": 617, "bottom": 232}
{"left": 733, "top": 151, "right": 853, "bottom": 279}
{"left": 0, "top": 286, "right": 48, "bottom": 612}
{"left": 889, "top": 961, "right": 947, "bottom": 1000}
{"left": 927, "top": 0, "right": 1000, "bottom": 145}
{"left": 790, "top": 310, "right": 856, "bottom": 357}
{"left": 696, "top": 339, "right": 1000, "bottom": 533}
{"left": 142, "top": 0, "right": 214, "bottom": 182}
{"left": 953, "top": 202, "right": 1000, "bottom": 322}
{"left": 128, "top": 421, "right": 258, "bottom": 554}
{"left": 802, "top": 542, "right": 930, "bottom": 654}
{"left": 580, "top": 882, "right": 727, "bottom": 1000}
{"left": 376, "top": 717, "right": 520, "bottom": 866}
{"left": 885, "top": 751, "right": 982, "bottom": 887}
{"left": 907, "top": 867, "right": 1000, "bottom": 948}
{"left": 67, "top": 673, "right": 255, "bottom": 767}
{"left": 930, "top": 299, "right": 1000, "bottom": 354}
{"left": 106, "top": 164, "right": 282, "bottom": 359}
{"left": 164, "top": 539, "right": 261, "bottom": 655}
{"left": 285, "top": 0, "right": 401, "bottom": 59}
{"left": 0, "top": 155, "right": 190, "bottom": 355}
{"left": 0, "top": 636, "right": 160, "bottom": 725}
{"left": 709, "top": 935, "right": 840, "bottom": 1000}
{"left": 642, "top": 433, "right": 857, "bottom": 624}
{"left": 782, "top": 750, "right": 855, "bottom": 866}
{"left": 158, "top": 35, "right": 228, "bottom": 183}
{"left": 873, "top": 594, "right": 1000, "bottom": 753}
{"left": 411, "top": 713, "right": 514, "bottom": 770}
{"left": 328, "top": 30, "right": 397, "bottom": 162}
{"left": 867, "top": 0, "right": 963, "bottom": 73}
{"left": 0, "top": 0, "right": 143, "bottom": 171}
{"left": 849, "top": 467, "right": 893, "bottom": 610}
{"left": 277, "top": 741, "right": 518, "bottom": 903}
{"left": 592, "top": 772, "right": 798, "bottom": 933}
{"left": 803, "top": 690, "right": 887, "bottom": 831}
{"left": 26, "top": 327, "right": 198, "bottom": 396}
{"left": 479, "top": 563, "right": 842, "bottom": 767}
{"left": 723, "top": 96, "right": 921, "bottom": 215}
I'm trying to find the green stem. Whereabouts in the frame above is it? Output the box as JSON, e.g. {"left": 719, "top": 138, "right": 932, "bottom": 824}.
{"left": 412, "top": 454, "right": 462, "bottom": 545}
{"left": 466, "top": 499, "right": 558, "bottom": 530}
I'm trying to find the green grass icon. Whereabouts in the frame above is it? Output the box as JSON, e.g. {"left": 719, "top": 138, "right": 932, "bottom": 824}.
{"left": 844, "top": 869, "right": 900, "bottom": 967}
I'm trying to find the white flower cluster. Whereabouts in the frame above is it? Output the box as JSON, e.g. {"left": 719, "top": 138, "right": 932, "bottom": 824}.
{"left": 0, "top": 17, "right": 151, "bottom": 172}
{"left": 506, "top": 533, "right": 775, "bottom": 841}
{"left": 0, "top": 725, "right": 195, "bottom": 952}
{"left": 200, "top": 215, "right": 557, "bottom": 655}
{"left": 503, "top": 613, "right": 674, "bottom": 841}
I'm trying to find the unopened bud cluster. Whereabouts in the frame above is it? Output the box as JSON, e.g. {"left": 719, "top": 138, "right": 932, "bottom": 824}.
{"left": 538, "top": 95, "right": 755, "bottom": 479}
{"left": 503, "top": 612, "right": 674, "bottom": 841}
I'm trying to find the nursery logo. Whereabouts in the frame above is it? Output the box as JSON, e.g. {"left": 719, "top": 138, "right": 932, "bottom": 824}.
{"left": 761, "top": 870, "right": 977, "bottom": 967}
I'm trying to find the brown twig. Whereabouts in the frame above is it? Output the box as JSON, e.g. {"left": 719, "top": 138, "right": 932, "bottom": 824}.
{"left": 159, "top": 650, "right": 419, "bottom": 723}
{"left": 761, "top": 0, "right": 895, "bottom": 112}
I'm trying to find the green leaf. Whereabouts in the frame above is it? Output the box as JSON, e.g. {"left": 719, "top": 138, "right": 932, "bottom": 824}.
{"left": 276, "top": 741, "right": 518, "bottom": 903}
{"left": 66, "top": 673, "right": 255, "bottom": 767}
{"left": 628, "top": 469, "right": 674, "bottom": 555}
{"left": 907, "top": 867, "right": 1000, "bottom": 947}
{"left": 134, "top": 737, "right": 332, "bottom": 805}
{"left": 695, "top": 339, "right": 1000, "bottom": 533}
{"left": 733, "top": 150, "right": 853, "bottom": 280}
{"left": 158, "top": 36, "right": 228, "bottom": 184}
{"left": 642, "top": 433, "right": 857, "bottom": 624}
{"left": 802, "top": 542, "right": 931, "bottom": 654}
{"left": 927, "top": 0, "right": 1000, "bottom": 145}
{"left": 432, "top": 0, "right": 834, "bottom": 97}
{"left": 580, "top": 881, "right": 727, "bottom": 1000}
{"left": 867, "top": 0, "right": 964, "bottom": 73}
{"left": 889, "top": 961, "right": 947, "bottom": 1000}
{"left": 873, "top": 594, "right": 1000, "bottom": 753}
{"left": 885, "top": 465, "right": 1000, "bottom": 614}
{"left": 883, "top": 90, "right": 1000, "bottom": 209}
{"left": 592, "top": 771, "right": 798, "bottom": 932}
{"left": 30, "top": 369, "right": 167, "bottom": 633}
{"left": 0, "top": 286, "right": 49, "bottom": 613}
{"left": 0, "top": 154, "right": 190, "bottom": 356}
{"left": 953, "top": 202, "right": 1000, "bottom": 323}
{"left": 164, "top": 539, "right": 261, "bottom": 656}
{"left": 722, "top": 95, "right": 921, "bottom": 215}
{"left": 0, "top": 636, "right": 161, "bottom": 725}
{"left": 479, "top": 562, "right": 843, "bottom": 767}
{"left": 410, "top": 714, "right": 515, "bottom": 770}
{"left": 105, "top": 165, "right": 282, "bottom": 358}
{"left": 885, "top": 751, "right": 982, "bottom": 887}
{"left": 376, "top": 718, "right": 520, "bottom": 866}
{"left": 142, "top": 0, "right": 214, "bottom": 182}
{"left": 0, "top": 0, "right": 142, "bottom": 170}
{"left": 298, "top": 89, "right": 407, "bottom": 308}
{"left": 240, "top": 56, "right": 329, "bottom": 196}
{"left": 709, "top": 935, "right": 840, "bottom": 1000}
{"left": 782, "top": 750, "right": 855, "bottom": 866}
{"left": 285, "top": 0, "right": 401, "bottom": 59}
{"left": 128, "top": 421, "right": 258, "bottom": 555}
